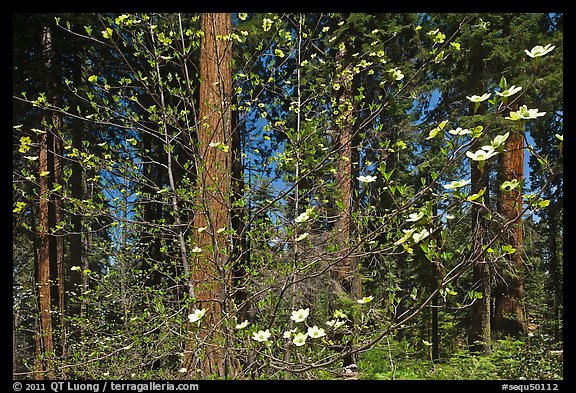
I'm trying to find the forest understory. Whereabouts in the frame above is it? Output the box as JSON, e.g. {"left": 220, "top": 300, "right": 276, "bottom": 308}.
{"left": 13, "top": 12, "right": 562, "bottom": 381}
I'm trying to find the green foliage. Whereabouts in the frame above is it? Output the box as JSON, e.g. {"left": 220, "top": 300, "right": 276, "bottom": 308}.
{"left": 12, "top": 12, "right": 562, "bottom": 380}
{"left": 360, "top": 336, "right": 562, "bottom": 380}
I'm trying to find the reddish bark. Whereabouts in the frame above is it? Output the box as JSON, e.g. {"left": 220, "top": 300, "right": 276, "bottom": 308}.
{"left": 184, "top": 13, "right": 236, "bottom": 379}
{"left": 494, "top": 129, "right": 527, "bottom": 335}
{"left": 332, "top": 44, "right": 361, "bottom": 301}
{"left": 35, "top": 25, "right": 56, "bottom": 379}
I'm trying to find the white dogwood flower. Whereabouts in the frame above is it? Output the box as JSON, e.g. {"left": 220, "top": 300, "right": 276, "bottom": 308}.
{"left": 466, "top": 148, "right": 499, "bottom": 161}
{"left": 252, "top": 329, "right": 271, "bottom": 342}
{"left": 466, "top": 93, "right": 491, "bottom": 103}
{"left": 290, "top": 308, "right": 310, "bottom": 323}
{"left": 307, "top": 325, "right": 326, "bottom": 339}
{"left": 188, "top": 309, "right": 206, "bottom": 323}
{"left": 358, "top": 175, "right": 377, "bottom": 183}
{"left": 496, "top": 85, "right": 522, "bottom": 97}
{"left": 448, "top": 127, "right": 471, "bottom": 136}
{"left": 525, "top": 44, "right": 555, "bottom": 58}
{"left": 406, "top": 212, "right": 424, "bottom": 222}
{"left": 292, "top": 332, "right": 308, "bottom": 346}
{"left": 412, "top": 228, "right": 430, "bottom": 243}
{"left": 444, "top": 179, "right": 471, "bottom": 189}
{"left": 235, "top": 320, "right": 250, "bottom": 330}
{"left": 357, "top": 296, "right": 374, "bottom": 304}
{"left": 505, "top": 105, "right": 546, "bottom": 121}
{"left": 326, "top": 319, "right": 346, "bottom": 329}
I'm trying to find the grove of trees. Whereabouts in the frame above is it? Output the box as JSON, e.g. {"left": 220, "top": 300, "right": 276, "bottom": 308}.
{"left": 13, "top": 12, "right": 563, "bottom": 380}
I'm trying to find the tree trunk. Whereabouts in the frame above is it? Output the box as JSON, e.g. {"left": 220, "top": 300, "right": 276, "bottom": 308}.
{"left": 494, "top": 129, "right": 527, "bottom": 335}
{"left": 231, "top": 97, "right": 250, "bottom": 323}
{"left": 332, "top": 41, "right": 361, "bottom": 301}
{"left": 36, "top": 25, "right": 56, "bottom": 379}
{"left": 431, "top": 200, "right": 441, "bottom": 361}
{"left": 44, "top": 22, "right": 65, "bottom": 365}
{"left": 69, "top": 54, "right": 84, "bottom": 302}
{"left": 331, "top": 37, "right": 361, "bottom": 367}
{"left": 184, "top": 13, "right": 235, "bottom": 379}
{"left": 34, "top": 318, "right": 44, "bottom": 380}
{"left": 431, "top": 287, "right": 439, "bottom": 360}
{"left": 546, "top": 203, "right": 562, "bottom": 341}
{"left": 467, "top": 54, "right": 492, "bottom": 355}
{"left": 138, "top": 93, "right": 165, "bottom": 288}
{"left": 468, "top": 163, "right": 492, "bottom": 355}
{"left": 13, "top": 308, "right": 20, "bottom": 378}
{"left": 51, "top": 114, "right": 66, "bottom": 362}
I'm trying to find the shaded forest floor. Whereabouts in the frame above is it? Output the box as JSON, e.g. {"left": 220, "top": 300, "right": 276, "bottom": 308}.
{"left": 358, "top": 335, "right": 563, "bottom": 380}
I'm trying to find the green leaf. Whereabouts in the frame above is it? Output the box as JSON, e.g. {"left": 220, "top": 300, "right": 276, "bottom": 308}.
{"left": 500, "top": 179, "right": 519, "bottom": 191}
{"left": 502, "top": 244, "right": 517, "bottom": 254}
{"left": 467, "top": 187, "right": 486, "bottom": 201}
{"left": 13, "top": 201, "right": 26, "bottom": 213}
{"left": 426, "top": 126, "right": 442, "bottom": 140}
{"left": 383, "top": 169, "right": 394, "bottom": 181}
{"left": 102, "top": 27, "right": 113, "bottom": 39}
{"left": 19, "top": 136, "right": 32, "bottom": 153}
{"left": 394, "top": 229, "right": 415, "bottom": 246}
{"left": 471, "top": 126, "right": 484, "bottom": 138}
{"left": 425, "top": 120, "right": 448, "bottom": 140}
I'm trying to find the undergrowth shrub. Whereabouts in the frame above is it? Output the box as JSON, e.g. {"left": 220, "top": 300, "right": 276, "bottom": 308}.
{"left": 359, "top": 335, "right": 562, "bottom": 380}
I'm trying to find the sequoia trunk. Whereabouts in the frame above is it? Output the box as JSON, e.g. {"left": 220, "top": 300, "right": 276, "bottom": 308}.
{"left": 494, "top": 129, "right": 527, "bottom": 335}
{"left": 184, "top": 13, "right": 235, "bottom": 379}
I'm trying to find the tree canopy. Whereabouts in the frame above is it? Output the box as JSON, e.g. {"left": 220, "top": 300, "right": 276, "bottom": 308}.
{"left": 13, "top": 12, "right": 562, "bottom": 381}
